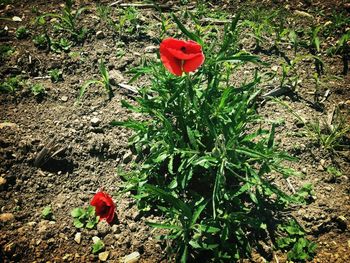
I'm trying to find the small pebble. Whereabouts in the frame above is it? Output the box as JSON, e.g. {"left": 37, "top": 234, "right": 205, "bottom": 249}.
{"left": 90, "top": 117, "right": 101, "bottom": 127}
{"left": 96, "top": 31, "right": 105, "bottom": 39}
{"left": 0, "top": 213, "right": 15, "bottom": 222}
{"left": 98, "top": 251, "right": 109, "bottom": 261}
{"left": 74, "top": 232, "right": 81, "bottom": 244}
{"left": 61, "top": 95, "right": 68, "bottom": 102}
{"left": 123, "top": 251, "right": 140, "bottom": 263}
{"left": 92, "top": 236, "right": 100, "bottom": 244}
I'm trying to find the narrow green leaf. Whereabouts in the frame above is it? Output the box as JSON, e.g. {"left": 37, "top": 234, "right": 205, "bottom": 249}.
{"left": 172, "top": 14, "right": 202, "bottom": 45}
{"left": 144, "top": 184, "right": 192, "bottom": 219}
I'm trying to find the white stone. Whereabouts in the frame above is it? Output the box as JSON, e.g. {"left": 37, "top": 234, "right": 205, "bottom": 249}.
{"left": 123, "top": 251, "right": 140, "bottom": 263}
{"left": 74, "top": 232, "right": 81, "bottom": 244}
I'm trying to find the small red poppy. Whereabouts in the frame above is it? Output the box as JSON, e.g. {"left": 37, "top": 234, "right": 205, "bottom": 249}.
{"left": 160, "top": 38, "right": 205, "bottom": 76}
{"left": 90, "top": 191, "right": 115, "bottom": 224}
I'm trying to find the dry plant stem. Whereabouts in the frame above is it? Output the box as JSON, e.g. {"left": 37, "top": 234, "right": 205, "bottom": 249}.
{"left": 110, "top": 2, "right": 172, "bottom": 10}
{"left": 33, "top": 76, "right": 51, "bottom": 80}
{"left": 117, "top": 83, "right": 138, "bottom": 94}
{"left": 286, "top": 178, "right": 296, "bottom": 194}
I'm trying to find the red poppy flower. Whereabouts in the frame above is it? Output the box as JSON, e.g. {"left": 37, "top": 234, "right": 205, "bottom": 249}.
{"left": 90, "top": 191, "right": 115, "bottom": 224}
{"left": 160, "top": 38, "right": 205, "bottom": 76}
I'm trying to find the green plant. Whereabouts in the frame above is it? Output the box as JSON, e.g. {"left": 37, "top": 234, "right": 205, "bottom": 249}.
{"left": 113, "top": 15, "right": 313, "bottom": 262}
{"left": 50, "top": 38, "right": 72, "bottom": 53}
{"left": 277, "top": 100, "right": 350, "bottom": 151}
{"left": 48, "top": 68, "right": 63, "bottom": 82}
{"left": 16, "top": 26, "right": 30, "bottom": 39}
{"left": 33, "top": 34, "right": 49, "bottom": 49}
{"left": 326, "top": 166, "right": 342, "bottom": 178}
{"left": 328, "top": 31, "right": 350, "bottom": 75}
{"left": 71, "top": 206, "right": 99, "bottom": 229}
{"left": 78, "top": 59, "right": 113, "bottom": 101}
{"left": 277, "top": 220, "right": 317, "bottom": 262}
{"left": 96, "top": 4, "right": 111, "bottom": 22}
{"left": 39, "top": 0, "right": 88, "bottom": 42}
{"left": 42, "top": 206, "right": 54, "bottom": 220}
{"left": 30, "top": 83, "right": 46, "bottom": 97}
{"left": 309, "top": 26, "right": 324, "bottom": 76}
{"left": 0, "top": 76, "right": 22, "bottom": 93}
{"left": 0, "top": 44, "right": 13, "bottom": 60}
{"left": 92, "top": 239, "right": 105, "bottom": 254}
{"left": 109, "top": 7, "right": 139, "bottom": 36}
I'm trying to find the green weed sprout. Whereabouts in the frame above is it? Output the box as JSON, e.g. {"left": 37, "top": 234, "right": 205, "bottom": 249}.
{"left": 41, "top": 206, "right": 54, "bottom": 220}
{"left": 33, "top": 34, "right": 50, "bottom": 49}
{"left": 327, "top": 31, "right": 350, "bottom": 75}
{"left": 71, "top": 206, "right": 99, "bottom": 229}
{"left": 0, "top": 44, "right": 13, "bottom": 60}
{"left": 78, "top": 60, "right": 113, "bottom": 101}
{"left": 31, "top": 83, "right": 46, "bottom": 97}
{"left": 16, "top": 26, "right": 30, "bottom": 39}
{"left": 113, "top": 14, "right": 314, "bottom": 262}
{"left": 38, "top": 0, "right": 88, "bottom": 43}
{"left": 276, "top": 99, "right": 350, "bottom": 151}
{"left": 0, "top": 76, "right": 22, "bottom": 94}
{"left": 48, "top": 68, "right": 63, "bottom": 83}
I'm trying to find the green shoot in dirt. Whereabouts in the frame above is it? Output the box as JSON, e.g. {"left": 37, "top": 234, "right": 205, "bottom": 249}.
{"left": 78, "top": 60, "right": 113, "bottom": 101}
{"left": 327, "top": 31, "right": 350, "bottom": 75}
{"left": 92, "top": 239, "right": 105, "bottom": 254}
{"left": 0, "top": 44, "right": 13, "bottom": 60}
{"left": 30, "top": 83, "right": 46, "bottom": 97}
{"left": 49, "top": 68, "right": 63, "bottom": 83}
{"left": 16, "top": 26, "right": 30, "bottom": 39}
{"left": 277, "top": 99, "right": 350, "bottom": 151}
{"left": 109, "top": 7, "right": 140, "bottom": 37}
{"left": 71, "top": 206, "right": 99, "bottom": 229}
{"left": 41, "top": 206, "right": 54, "bottom": 220}
{"left": 38, "top": 0, "right": 88, "bottom": 43}
{"left": 0, "top": 76, "right": 22, "bottom": 94}
{"left": 51, "top": 38, "right": 72, "bottom": 53}
{"left": 113, "top": 14, "right": 314, "bottom": 262}
{"left": 326, "top": 166, "right": 342, "bottom": 180}
{"left": 33, "top": 34, "right": 50, "bottom": 49}
{"left": 277, "top": 220, "right": 317, "bottom": 262}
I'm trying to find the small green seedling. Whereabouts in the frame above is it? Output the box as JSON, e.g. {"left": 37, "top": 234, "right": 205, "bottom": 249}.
{"left": 33, "top": 34, "right": 49, "bottom": 49}
{"left": 16, "top": 26, "right": 29, "bottom": 39}
{"left": 328, "top": 31, "right": 350, "bottom": 75}
{"left": 48, "top": 68, "right": 63, "bottom": 83}
{"left": 38, "top": 0, "right": 88, "bottom": 43}
{"left": 71, "top": 206, "right": 99, "bottom": 229}
{"left": 0, "top": 45, "right": 13, "bottom": 60}
{"left": 78, "top": 59, "right": 113, "bottom": 101}
{"left": 326, "top": 166, "right": 342, "bottom": 178}
{"left": 31, "top": 83, "right": 46, "bottom": 97}
{"left": 41, "top": 206, "right": 54, "bottom": 220}
{"left": 0, "top": 76, "right": 22, "bottom": 93}
{"left": 51, "top": 38, "right": 72, "bottom": 53}
{"left": 277, "top": 220, "right": 317, "bottom": 262}
{"left": 92, "top": 239, "right": 105, "bottom": 254}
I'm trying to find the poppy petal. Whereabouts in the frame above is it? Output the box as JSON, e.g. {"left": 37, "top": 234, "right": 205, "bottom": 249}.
{"left": 183, "top": 54, "right": 205, "bottom": 73}
{"left": 167, "top": 47, "right": 200, "bottom": 60}
{"left": 160, "top": 47, "right": 183, "bottom": 76}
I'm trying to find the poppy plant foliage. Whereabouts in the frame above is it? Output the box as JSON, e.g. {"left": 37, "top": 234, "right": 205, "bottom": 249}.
{"left": 90, "top": 191, "right": 115, "bottom": 224}
{"left": 160, "top": 38, "right": 205, "bottom": 76}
